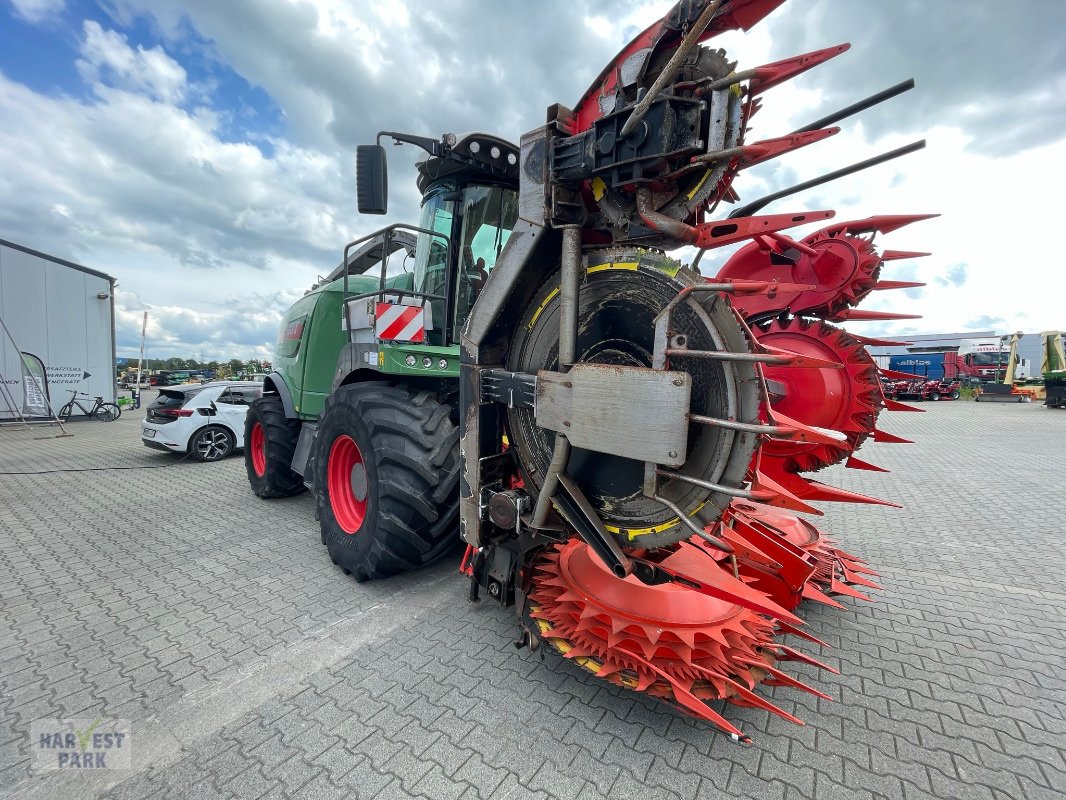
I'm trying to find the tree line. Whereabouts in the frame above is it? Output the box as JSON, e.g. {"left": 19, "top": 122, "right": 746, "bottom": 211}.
{"left": 118, "top": 358, "right": 272, "bottom": 375}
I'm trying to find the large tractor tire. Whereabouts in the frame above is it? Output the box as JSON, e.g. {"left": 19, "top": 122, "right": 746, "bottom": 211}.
{"left": 313, "top": 384, "right": 459, "bottom": 581}
{"left": 245, "top": 396, "right": 305, "bottom": 498}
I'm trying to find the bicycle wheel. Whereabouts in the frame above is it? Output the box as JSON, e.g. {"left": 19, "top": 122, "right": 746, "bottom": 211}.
{"left": 95, "top": 403, "right": 121, "bottom": 422}
{"left": 58, "top": 403, "right": 74, "bottom": 422}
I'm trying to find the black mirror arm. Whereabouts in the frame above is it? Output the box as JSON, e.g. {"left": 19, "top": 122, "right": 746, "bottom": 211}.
{"left": 377, "top": 131, "right": 444, "bottom": 156}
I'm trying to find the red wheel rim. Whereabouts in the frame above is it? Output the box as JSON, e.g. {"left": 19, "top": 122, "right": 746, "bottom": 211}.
{"left": 250, "top": 422, "right": 266, "bottom": 477}
{"left": 327, "top": 435, "right": 368, "bottom": 534}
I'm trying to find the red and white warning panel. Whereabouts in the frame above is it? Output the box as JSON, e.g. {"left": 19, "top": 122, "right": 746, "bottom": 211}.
{"left": 375, "top": 302, "right": 426, "bottom": 343}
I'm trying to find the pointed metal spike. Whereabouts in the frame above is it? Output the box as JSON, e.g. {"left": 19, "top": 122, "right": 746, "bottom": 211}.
{"left": 848, "top": 562, "right": 881, "bottom": 577}
{"left": 774, "top": 644, "right": 841, "bottom": 674}
{"left": 674, "top": 628, "right": 697, "bottom": 650}
{"left": 642, "top": 624, "right": 663, "bottom": 646}
{"left": 880, "top": 367, "right": 925, "bottom": 381}
{"left": 737, "top": 128, "right": 840, "bottom": 169}
{"left": 818, "top": 213, "right": 939, "bottom": 237}
{"left": 840, "top": 568, "right": 882, "bottom": 591}
{"left": 634, "top": 671, "right": 656, "bottom": 692}
{"left": 829, "top": 577, "right": 872, "bottom": 601}
{"left": 776, "top": 622, "right": 829, "bottom": 648}
{"left": 624, "top": 647, "right": 751, "bottom": 740}
{"left": 845, "top": 455, "right": 889, "bottom": 473}
{"left": 758, "top": 460, "right": 900, "bottom": 508}
{"left": 666, "top": 542, "right": 807, "bottom": 625}
{"left": 873, "top": 280, "right": 926, "bottom": 291}
{"left": 831, "top": 309, "right": 922, "bottom": 322}
{"left": 741, "top": 659, "right": 834, "bottom": 701}
{"left": 881, "top": 399, "right": 924, "bottom": 415}
{"left": 714, "top": 671, "right": 806, "bottom": 725}
{"left": 750, "top": 464, "right": 824, "bottom": 516}
{"left": 638, "top": 638, "right": 660, "bottom": 660}
{"left": 801, "top": 583, "right": 848, "bottom": 609}
{"left": 703, "top": 0, "right": 788, "bottom": 38}
{"left": 715, "top": 529, "right": 780, "bottom": 568}
{"left": 793, "top": 479, "right": 902, "bottom": 509}
{"left": 881, "top": 249, "right": 932, "bottom": 261}
{"left": 749, "top": 44, "right": 851, "bottom": 95}
{"left": 873, "top": 427, "right": 915, "bottom": 443}
{"left": 776, "top": 469, "right": 899, "bottom": 507}
{"left": 849, "top": 333, "right": 914, "bottom": 348}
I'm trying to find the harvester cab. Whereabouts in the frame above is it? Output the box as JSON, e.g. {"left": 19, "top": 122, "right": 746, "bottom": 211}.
{"left": 354, "top": 131, "right": 520, "bottom": 348}
{"left": 247, "top": 0, "right": 933, "bottom": 742}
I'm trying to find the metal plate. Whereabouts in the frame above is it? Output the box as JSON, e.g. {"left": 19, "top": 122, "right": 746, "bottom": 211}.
{"left": 534, "top": 364, "right": 691, "bottom": 467}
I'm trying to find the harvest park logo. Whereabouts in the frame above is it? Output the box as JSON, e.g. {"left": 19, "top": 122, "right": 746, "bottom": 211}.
{"left": 31, "top": 718, "right": 131, "bottom": 771}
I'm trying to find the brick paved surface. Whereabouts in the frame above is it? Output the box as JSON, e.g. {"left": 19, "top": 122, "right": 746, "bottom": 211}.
{"left": 1, "top": 397, "right": 1064, "bottom": 799}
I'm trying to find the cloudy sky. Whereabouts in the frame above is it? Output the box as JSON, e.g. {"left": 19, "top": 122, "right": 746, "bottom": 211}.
{"left": 1, "top": 0, "right": 1064, "bottom": 360}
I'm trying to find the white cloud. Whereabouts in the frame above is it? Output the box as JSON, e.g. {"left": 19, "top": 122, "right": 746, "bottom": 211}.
{"left": 1, "top": 0, "right": 1064, "bottom": 364}
{"left": 76, "top": 20, "right": 188, "bottom": 103}
{"left": 8, "top": 0, "right": 64, "bottom": 24}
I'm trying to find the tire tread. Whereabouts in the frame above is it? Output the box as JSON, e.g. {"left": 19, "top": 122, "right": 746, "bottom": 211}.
{"left": 316, "top": 384, "right": 459, "bottom": 581}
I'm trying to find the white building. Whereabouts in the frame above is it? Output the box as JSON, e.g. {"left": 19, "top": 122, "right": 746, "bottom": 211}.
{"left": 0, "top": 238, "right": 116, "bottom": 419}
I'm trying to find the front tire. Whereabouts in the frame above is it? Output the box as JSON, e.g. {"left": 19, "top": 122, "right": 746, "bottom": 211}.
{"left": 58, "top": 403, "right": 74, "bottom": 422}
{"left": 313, "top": 384, "right": 459, "bottom": 582}
{"left": 930, "top": 392, "right": 941, "bottom": 402}
{"left": 190, "top": 426, "right": 235, "bottom": 461}
{"left": 245, "top": 396, "right": 305, "bottom": 498}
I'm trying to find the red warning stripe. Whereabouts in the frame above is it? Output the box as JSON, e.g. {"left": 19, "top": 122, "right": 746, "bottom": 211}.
{"left": 375, "top": 303, "right": 425, "bottom": 342}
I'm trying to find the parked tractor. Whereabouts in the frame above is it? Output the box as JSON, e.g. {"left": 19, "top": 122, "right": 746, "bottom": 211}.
{"left": 883, "top": 376, "right": 961, "bottom": 401}
{"left": 245, "top": 0, "right": 931, "bottom": 740}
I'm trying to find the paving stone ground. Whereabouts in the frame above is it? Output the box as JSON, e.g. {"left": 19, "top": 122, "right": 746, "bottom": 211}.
{"left": 1, "top": 395, "right": 1063, "bottom": 799}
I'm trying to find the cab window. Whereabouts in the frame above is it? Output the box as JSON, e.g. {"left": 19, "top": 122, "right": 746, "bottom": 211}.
{"left": 413, "top": 190, "right": 455, "bottom": 345}
{"left": 455, "top": 185, "right": 518, "bottom": 332}
{"left": 276, "top": 314, "right": 308, "bottom": 359}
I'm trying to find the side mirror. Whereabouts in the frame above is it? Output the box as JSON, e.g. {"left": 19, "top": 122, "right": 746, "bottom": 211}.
{"left": 356, "top": 144, "right": 388, "bottom": 214}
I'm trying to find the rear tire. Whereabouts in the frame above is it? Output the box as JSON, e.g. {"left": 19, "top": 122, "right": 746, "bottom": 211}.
{"left": 95, "top": 403, "right": 121, "bottom": 421}
{"left": 313, "top": 384, "right": 459, "bottom": 582}
{"left": 245, "top": 396, "right": 305, "bottom": 498}
{"left": 190, "top": 426, "right": 235, "bottom": 461}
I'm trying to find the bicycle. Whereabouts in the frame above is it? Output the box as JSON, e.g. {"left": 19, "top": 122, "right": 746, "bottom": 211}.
{"left": 58, "top": 390, "right": 122, "bottom": 422}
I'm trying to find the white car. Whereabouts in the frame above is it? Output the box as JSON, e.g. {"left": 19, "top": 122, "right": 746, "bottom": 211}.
{"left": 141, "top": 382, "right": 263, "bottom": 461}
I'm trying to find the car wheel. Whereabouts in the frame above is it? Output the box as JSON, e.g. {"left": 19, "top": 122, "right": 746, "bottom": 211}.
{"left": 191, "top": 426, "right": 235, "bottom": 461}
{"left": 95, "top": 403, "right": 121, "bottom": 421}
{"left": 312, "top": 384, "right": 460, "bottom": 582}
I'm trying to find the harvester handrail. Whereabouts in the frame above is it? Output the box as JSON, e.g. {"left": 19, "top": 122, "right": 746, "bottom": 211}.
{"left": 341, "top": 222, "right": 451, "bottom": 344}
